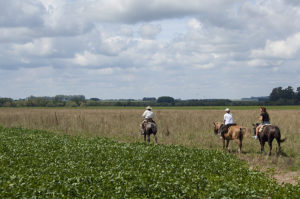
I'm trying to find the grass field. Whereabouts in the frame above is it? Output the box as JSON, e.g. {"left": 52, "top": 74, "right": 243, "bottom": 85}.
{"left": 0, "top": 106, "right": 299, "bottom": 185}
{"left": 1, "top": 126, "right": 300, "bottom": 198}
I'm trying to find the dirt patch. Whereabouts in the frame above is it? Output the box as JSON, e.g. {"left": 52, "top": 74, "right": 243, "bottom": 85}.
{"left": 273, "top": 171, "right": 300, "bottom": 185}
{"left": 239, "top": 153, "right": 300, "bottom": 185}
{"left": 248, "top": 165, "right": 299, "bottom": 185}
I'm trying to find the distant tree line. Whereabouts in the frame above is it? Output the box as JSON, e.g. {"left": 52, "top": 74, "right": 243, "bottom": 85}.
{"left": 0, "top": 86, "right": 300, "bottom": 107}
{"left": 269, "top": 86, "right": 300, "bottom": 105}
{"left": 0, "top": 96, "right": 264, "bottom": 107}
{"left": 0, "top": 95, "right": 86, "bottom": 107}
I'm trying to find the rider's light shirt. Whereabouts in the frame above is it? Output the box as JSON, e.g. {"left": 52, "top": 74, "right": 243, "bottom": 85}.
{"left": 224, "top": 113, "right": 234, "bottom": 125}
{"left": 142, "top": 110, "right": 154, "bottom": 119}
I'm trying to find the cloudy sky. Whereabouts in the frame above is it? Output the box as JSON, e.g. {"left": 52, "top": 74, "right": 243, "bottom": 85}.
{"left": 1, "top": 0, "right": 300, "bottom": 99}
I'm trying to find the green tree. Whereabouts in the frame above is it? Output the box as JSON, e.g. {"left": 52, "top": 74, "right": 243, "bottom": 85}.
{"left": 296, "top": 87, "right": 300, "bottom": 102}
{"left": 65, "top": 101, "right": 78, "bottom": 107}
{"left": 157, "top": 96, "right": 175, "bottom": 104}
{"left": 70, "top": 95, "right": 86, "bottom": 106}
{"left": 282, "top": 86, "right": 294, "bottom": 100}
{"left": 269, "top": 87, "right": 282, "bottom": 101}
{"left": 0, "top": 98, "right": 13, "bottom": 107}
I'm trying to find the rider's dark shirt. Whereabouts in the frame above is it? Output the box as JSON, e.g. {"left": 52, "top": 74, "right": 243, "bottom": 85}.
{"left": 260, "top": 112, "right": 270, "bottom": 123}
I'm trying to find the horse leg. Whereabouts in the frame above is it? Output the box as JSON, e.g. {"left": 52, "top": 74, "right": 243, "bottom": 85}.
{"left": 233, "top": 139, "right": 242, "bottom": 153}
{"left": 276, "top": 138, "right": 281, "bottom": 155}
{"left": 260, "top": 140, "right": 266, "bottom": 155}
{"left": 140, "top": 122, "right": 145, "bottom": 135}
{"left": 222, "top": 138, "right": 225, "bottom": 150}
{"left": 153, "top": 134, "right": 158, "bottom": 144}
{"left": 226, "top": 140, "right": 230, "bottom": 151}
{"left": 268, "top": 138, "right": 274, "bottom": 156}
{"left": 238, "top": 139, "right": 242, "bottom": 154}
{"left": 144, "top": 133, "right": 147, "bottom": 143}
{"left": 147, "top": 134, "right": 150, "bottom": 143}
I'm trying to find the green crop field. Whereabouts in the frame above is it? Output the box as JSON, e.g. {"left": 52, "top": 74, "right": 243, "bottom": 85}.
{"left": 0, "top": 107, "right": 300, "bottom": 187}
{"left": 1, "top": 126, "right": 299, "bottom": 198}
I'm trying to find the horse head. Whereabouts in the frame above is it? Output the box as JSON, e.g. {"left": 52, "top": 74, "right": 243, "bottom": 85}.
{"left": 252, "top": 123, "right": 260, "bottom": 136}
{"left": 213, "top": 122, "right": 223, "bottom": 135}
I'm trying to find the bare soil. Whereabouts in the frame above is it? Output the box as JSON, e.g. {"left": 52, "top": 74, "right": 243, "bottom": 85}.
{"left": 243, "top": 154, "right": 300, "bottom": 185}
{"left": 273, "top": 171, "right": 300, "bottom": 185}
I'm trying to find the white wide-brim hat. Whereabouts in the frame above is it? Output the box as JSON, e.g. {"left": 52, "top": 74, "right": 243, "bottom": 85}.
{"left": 225, "top": 108, "right": 230, "bottom": 112}
{"left": 146, "top": 106, "right": 152, "bottom": 110}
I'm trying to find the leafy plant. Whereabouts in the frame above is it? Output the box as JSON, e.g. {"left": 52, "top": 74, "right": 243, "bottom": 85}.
{"left": 0, "top": 126, "right": 299, "bottom": 198}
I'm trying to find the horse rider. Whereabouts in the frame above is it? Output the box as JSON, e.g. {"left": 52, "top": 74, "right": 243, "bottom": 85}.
{"left": 253, "top": 106, "right": 270, "bottom": 139}
{"left": 140, "top": 106, "right": 155, "bottom": 135}
{"left": 219, "top": 108, "right": 236, "bottom": 138}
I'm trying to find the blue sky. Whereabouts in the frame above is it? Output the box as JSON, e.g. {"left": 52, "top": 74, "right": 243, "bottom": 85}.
{"left": 1, "top": 0, "right": 300, "bottom": 99}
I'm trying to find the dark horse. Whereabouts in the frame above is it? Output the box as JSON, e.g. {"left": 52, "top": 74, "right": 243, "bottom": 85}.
{"left": 143, "top": 122, "right": 158, "bottom": 144}
{"left": 253, "top": 123, "right": 286, "bottom": 156}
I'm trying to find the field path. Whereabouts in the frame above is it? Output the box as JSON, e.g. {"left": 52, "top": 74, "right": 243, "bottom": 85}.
{"left": 274, "top": 171, "right": 300, "bottom": 185}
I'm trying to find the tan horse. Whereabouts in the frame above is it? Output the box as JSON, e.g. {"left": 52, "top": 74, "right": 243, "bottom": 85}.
{"left": 213, "top": 122, "right": 248, "bottom": 153}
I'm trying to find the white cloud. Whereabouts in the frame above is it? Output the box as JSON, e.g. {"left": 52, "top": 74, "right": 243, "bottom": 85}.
{"left": 194, "top": 63, "right": 214, "bottom": 69}
{"left": 99, "top": 34, "right": 131, "bottom": 55}
{"left": 247, "top": 59, "right": 269, "bottom": 67}
{"left": 92, "top": 67, "right": 118, "bottom": 75}
{"left": 139, "top": 24, "right": 161, "bottom": 39}
{"left": 120, "top": 26, "right": 134, "bottom": 37}
{"left": 73, "top": 51, "right": 99, "bottom": 66}
{"left": 188, "top": 18, "right": 202, "bottom": 30}
{"left": 12, "top": 37, "right": 55, "bottom": 57}
{"left": 0, "top": 0, "right": 44, "bottom": 27}
{"left": 0, "top": 27, "right": 34, "bottom": 43}
{"left": 1, "top": 0, "right": 300, "bottom": 99}
{"left": 251, "top": 32, "right": 300, "bottom": 59}
{"left": 83, "top": 0, "right": 238, "bottom": 24}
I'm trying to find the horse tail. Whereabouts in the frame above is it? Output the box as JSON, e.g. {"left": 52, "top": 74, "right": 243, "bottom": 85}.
{"left": 151, "top": 122, "right": 157, "bottom": 134}
{"left": 238, "top": 128, "right": 244, "bottom": 139}
{"left": 279, "top": 137, "right": 287, "bottom": 143}
{"left": 275, "top": 126, "right": 286, "bottom": 143}
{"left": 240, "top": 127, "right": 251, "bottom": 138}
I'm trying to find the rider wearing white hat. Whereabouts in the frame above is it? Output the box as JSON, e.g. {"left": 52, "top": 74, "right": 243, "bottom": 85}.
{"left": 142, "top": 106, "right": 154, "bottom": 121}
{"left": 140, "top": 106, "right": 155, "bottom": 135}
{"left": 220, "top": 108, "right": 235, "bottom": 138}
{"left": 224, "top": 108, "right": 233, "bottom": 124}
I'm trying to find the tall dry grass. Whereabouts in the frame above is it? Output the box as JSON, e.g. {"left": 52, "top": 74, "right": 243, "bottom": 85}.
{"left": 0, "top": 107, "right": 300, "bottom": 173}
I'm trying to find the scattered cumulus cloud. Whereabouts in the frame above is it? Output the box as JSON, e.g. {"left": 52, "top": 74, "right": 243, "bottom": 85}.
{"left": 251, "top": 32, "right": 300, "bottom": 59}
{"left": 1, "top": 0, "right": 300, "bottom": 99}
{"left": 12, "top": 38, "right": 55, "bottom": 57}
{"left": 139, "top": 24, "right": 162, "bottom": 39}
{"left": 188, "top": 18, "right": 202, "bottom": 30}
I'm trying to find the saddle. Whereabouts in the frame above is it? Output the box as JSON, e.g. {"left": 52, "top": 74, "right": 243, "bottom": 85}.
{"left": 145, "top": 118, "right": 155, "bottom": 123}
{"left": 220, "top": 123, "right": 237, "bottom": 136}
{"left": 227, "top": 123, "right": 236, "bottom": 128}
{"left": 141, "top": 119, "right": 156, "bottom": 135}
{"left": 259, "top": 123, "right": 271, "bottom": 133}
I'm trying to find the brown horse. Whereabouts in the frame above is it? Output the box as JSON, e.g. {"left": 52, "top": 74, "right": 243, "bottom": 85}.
{"left": 253, "top": 123, "right": 286, "bottom": 156}
{"left": 213, "top": 122, "right": 247, "bottom": 153}
{"left": 143, "top": 122, "right": 158, "bottom": 144}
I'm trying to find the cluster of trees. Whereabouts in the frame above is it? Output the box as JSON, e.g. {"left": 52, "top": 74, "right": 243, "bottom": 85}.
{"left": 0, "top": 96, "right": 263, "bottom": 107}
{"left": 0, "top": 95, "right": 86, "bottom": 107}
{"left": 1, "top": 86, "right": 300, "bottom": 107}
{"left": 269, "top": 86, "right": 300, "bottom": 105}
